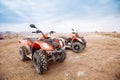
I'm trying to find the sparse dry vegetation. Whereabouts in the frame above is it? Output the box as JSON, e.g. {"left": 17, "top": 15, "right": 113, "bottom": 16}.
{"left": 0, "top": 32, "right": 18, "bottom": 40}
{"left": 96, "top": 32, "right": 120, "bottom": 38}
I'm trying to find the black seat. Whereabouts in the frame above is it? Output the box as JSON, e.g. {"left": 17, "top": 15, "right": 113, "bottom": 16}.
{"left": 66, "top": 37, "right": 71, "bottom": 43}
{"left": 44, "top": 38, "right": 58, "bottom": 49}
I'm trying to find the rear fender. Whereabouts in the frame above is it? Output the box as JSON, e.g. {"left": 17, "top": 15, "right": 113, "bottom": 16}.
{"left": 72, "top": 38, "right": 84, "bottom": 45}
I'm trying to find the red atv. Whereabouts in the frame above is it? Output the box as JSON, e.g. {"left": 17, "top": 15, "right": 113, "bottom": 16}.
{"left": 19, "top": 24, "right": 66, "bottom": 74}
{"left": 60, "top": 29, "right": 86, "bottom": 53}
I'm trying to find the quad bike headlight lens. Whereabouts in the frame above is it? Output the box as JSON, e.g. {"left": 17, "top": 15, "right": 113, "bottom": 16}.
{"left": 59, "top": 39, "right": 64, "bottom": 48}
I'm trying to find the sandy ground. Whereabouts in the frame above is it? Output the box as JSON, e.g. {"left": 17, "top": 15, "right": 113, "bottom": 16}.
{"left": 0, "top": 33, "right": 120, "bottom": 80}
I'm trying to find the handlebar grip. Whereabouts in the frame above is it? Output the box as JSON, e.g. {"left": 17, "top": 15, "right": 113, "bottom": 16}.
{"left": 32, "top": 32, "right": 36, "bottom": 33}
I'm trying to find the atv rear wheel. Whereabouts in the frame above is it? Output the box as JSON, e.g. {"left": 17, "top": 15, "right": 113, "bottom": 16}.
{"left": 33, "top": 50, "right": 48, "bottom": 74}
{"left": 58, "top": 50, "right": 66, "bottom": 63}
{"left": 72, "top": 42, "right": 83, "bottom": 53}
{"left": 19, "top": 46, "right": 29, "bottom": 61}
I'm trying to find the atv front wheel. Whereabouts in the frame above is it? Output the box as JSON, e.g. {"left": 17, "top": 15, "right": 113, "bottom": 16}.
{"left": 33, "top": 50, "right": 48, "bottom": 74}
{"left": 82, "top": 43, "right": 86, "bottom": 50}
{"left": 19, "top": 46, "right": 29, "bottom": 61}
{"left": 72, "top": 42, "right": 83, "bottom": 53}
{"left": 58, "top": 50, "right": 66, "bottom": 63}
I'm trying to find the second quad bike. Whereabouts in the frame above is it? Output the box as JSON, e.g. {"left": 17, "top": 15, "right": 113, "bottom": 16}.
{"left": 18, "top": 24, "right": 66, "bottom": 74}
{"left": 60, "top": 29, "right": 86, "bottom": 53}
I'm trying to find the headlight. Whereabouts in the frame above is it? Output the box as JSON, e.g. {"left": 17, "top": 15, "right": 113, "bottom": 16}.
{"left": 59, "top": 38, "right": 64, "bottom": 48}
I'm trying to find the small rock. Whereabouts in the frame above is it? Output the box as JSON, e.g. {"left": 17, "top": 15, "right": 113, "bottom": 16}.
{"left": 77, "top": 71, "right": 85, "bottom": 77}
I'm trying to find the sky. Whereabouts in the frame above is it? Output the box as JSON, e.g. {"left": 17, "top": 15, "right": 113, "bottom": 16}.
{"left": 0, "top": 0, "right": 120, "bottom": 32}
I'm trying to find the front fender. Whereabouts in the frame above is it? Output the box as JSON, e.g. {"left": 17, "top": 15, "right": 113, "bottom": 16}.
{"left": 19, "top": 40, "right": 27, "bottom": 46}
{"left": 33, "top": 41, "right": 55, "bottom": 51}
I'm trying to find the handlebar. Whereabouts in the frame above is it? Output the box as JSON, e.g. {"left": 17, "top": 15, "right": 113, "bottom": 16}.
{"left": 32, "top": 30, "right": 42, "bottom": 34}
{"left": 72, "top": 32, "right": 76, "bottom": 34}
{"left": 32, "top": 32, "right": 36, "bottom": 33}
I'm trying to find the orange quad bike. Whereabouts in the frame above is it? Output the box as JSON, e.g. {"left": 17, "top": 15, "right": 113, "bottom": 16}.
{"left": 18, "top": 24, "right": 66, "bottom": 74}
{"left": 60, "top": 29, "right": 86, "bottom": 53}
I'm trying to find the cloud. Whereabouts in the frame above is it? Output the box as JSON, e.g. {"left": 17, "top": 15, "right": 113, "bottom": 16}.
{"left": 0, "top": 0, "right": 57, "bottom": 23}
{"left": 0, "top": 0, "right": 120, "bottom": 32}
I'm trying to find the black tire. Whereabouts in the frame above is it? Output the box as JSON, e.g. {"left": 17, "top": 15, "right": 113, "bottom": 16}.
{"left": 72, "top": 42, "right": 83, "bottom": 53}
{"left": 58, "top": 50, "right": 66, "bottom": 63}
{"left": 33, "top": 50, "right": 48, "bottom": 74}
{"left": 19, "top": 46, "right": 29, "bottom": 61}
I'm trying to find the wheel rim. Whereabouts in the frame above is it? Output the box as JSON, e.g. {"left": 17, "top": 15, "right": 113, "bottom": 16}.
{"left": 74, "top": 45, "right": 80, "bottom": 50}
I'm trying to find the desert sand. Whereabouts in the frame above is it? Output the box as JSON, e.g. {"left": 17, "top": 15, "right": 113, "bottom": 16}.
{"left": 0, "top": 33, "right": 120, "bottom": 80}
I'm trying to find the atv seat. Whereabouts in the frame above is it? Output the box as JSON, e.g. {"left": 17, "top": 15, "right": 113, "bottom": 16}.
{"left": 60, "top": 36, "right": 71, "bottom": 43}
{"left": 44, "top": 38, "right": 59, "bottom": 49}
{"left": 60, "top": 36, "right": 67, "bottom": 39}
